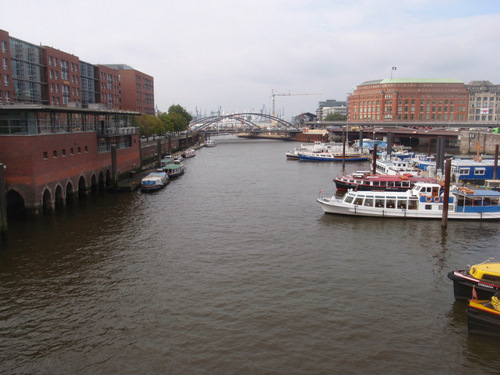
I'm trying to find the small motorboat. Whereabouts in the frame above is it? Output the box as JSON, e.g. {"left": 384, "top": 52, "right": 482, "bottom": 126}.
{"left": 140, "top": 171, "right": 169, "bottom": 192}
{"left": 467, "top": 294, "right": 500, "bottom": 338}
{"left": 183, "top": 149, "right": 196, "bottom": 158}
{"left": 448, "top": 258, "right": 500, "bottom": 300}
{"left": 161, "top": 161, "right": 185, "bottom": 178}
{"left": 205, "top": 139, "right": 216, "bottom": 147}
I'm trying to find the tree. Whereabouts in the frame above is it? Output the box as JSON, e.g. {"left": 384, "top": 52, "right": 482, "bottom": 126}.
{"left": 168, "top": 104, "right": 192, "bottom": 124}
{"left": 324, "top": 113, "right": 347, "bottom": 121}
{"left": 137, "top": 114, "right": 162, "bottom": 139}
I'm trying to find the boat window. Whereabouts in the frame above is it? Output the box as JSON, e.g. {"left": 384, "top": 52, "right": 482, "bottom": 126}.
{"left": 424, "top": 204, "right": 432, "bottom": 210}
{"left": 344, "top": 195, "right": 354, "bottom": 204}
{"left": 373, "top": 181, "right": 380, "bottom": 186}
{"left": 459, "top": 168, "right": 470, "bottom": 175}
{"left": 474, "top": 168, "right": 486, "bottom": 176}
{"left": 397, "top": 199, "right": 407, "bottom": 209}
{"left": 408, "top": 199, "right": 418, "bottom": 210}
{"left": 483, "top": 274, "right": 500, "bottom": 283}
{"left": 375, "top": 198, "right": 385, "bottom": 207}
{"left": 353, "top": 197, "right": 364, "bottom": 205}
{"left": 364, "top": 198, "right": 374, "bottom": 207}
{"left": 386, "top": 199, "right": 396, "bottom": 209}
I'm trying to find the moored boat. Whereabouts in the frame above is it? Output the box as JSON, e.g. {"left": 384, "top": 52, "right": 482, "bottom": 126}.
{"left": 140, "top": 171, "right": 169, "bottom": 192}
{"left": 205, "top": 139, "right": 216, "bottom": 147}
{"left": 183, "top": 149, "right": 196, "bottom": 158}
{"left": 467, "top": 294, "right": 500, "bottom": 338}
{"left": 376, "top": 158, "right": 422, "bottom": 176}
{"left": 447, "top": 258, "right": 500, "bottom": 300}
{"left": 334, "top": 171, "right": 439, "bottom": 192}
{"left": 317, "top": 181, "right": 500, "bottom": 219}
{"left": 298, "top": 151, "right": 368, "bottom": 162}
{"left": 161, "top": 161, "right": 185, "bottom": 178}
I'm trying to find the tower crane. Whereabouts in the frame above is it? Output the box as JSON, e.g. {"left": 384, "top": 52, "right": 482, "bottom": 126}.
{"left": 271, "top": 90, "right": 322, "bottom": 119}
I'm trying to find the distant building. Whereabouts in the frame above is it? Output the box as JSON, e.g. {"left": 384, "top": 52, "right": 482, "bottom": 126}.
{"left": 347, "top": 78, "right": 469, "bottom": 123}
{"left": 316, "top": 99, "right": 347, "bottom": 120}
{"left": 466, "top": 81, "right": 500, "bottom": 122}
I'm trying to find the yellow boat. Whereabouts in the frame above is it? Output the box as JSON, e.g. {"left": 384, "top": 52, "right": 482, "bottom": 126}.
{"left": 447, "top": 258, "right": 500, "bottom": 300}
{"left": 467, "top": 294, "right": 500, "bottom": 338}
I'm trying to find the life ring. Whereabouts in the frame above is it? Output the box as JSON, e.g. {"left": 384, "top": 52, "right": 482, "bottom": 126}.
{"left": 425, "top": 196, "right": 433, "bottom": 202}
{"left": 434, "top": 196, "right": 440, "bottom": 203}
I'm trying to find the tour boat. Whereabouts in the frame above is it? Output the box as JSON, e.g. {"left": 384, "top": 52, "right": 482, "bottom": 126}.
{"left": 298, "top": 151, "right": 368, "bottom": 162}
{"left": 447, "top": 258, "right": 500, "bottom": 300}
{"left": 183, "top": 149, "right": 196, "bottom": 158}
{"left": 317, "top": 181, "right": 500, "bottom": 219}
{"left": 285, "top": 141, "right": 343, "bottom": 160}
{"left": 334, "top": 171, "right": 439, "bottom": 192}
{"left": 161, "top": 161, "right": 185, "bottom": 178}
{"left": 140, "top": 171, "right": 169, "bottom": 192}
{"left": 205, "top": 139, "right": 216, "bottom": 147}
{"left": 467, "top": 295, "right": 500, "bottom": 338}
{"left": 376, "top": 158, "right": 422, "bottom": 176}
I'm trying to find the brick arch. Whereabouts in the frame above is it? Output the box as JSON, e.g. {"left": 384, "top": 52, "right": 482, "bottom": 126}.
{"left": 6, "top": 189, "right": 26, "bottom": 218}
{"left": 54, "top": 184, "right": 64, "bottom": 208}
{"left": 42, "top": 188, "right": 53, "bottom": 212}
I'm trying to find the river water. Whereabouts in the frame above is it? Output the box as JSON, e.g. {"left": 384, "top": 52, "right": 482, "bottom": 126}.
{"left": 1, "top": 135, "right": 499, "bottom": 375}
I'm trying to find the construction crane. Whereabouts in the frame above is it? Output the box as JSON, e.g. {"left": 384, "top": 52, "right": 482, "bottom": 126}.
{"left": 271, "top": 90, "right": 322, "bottom": 119}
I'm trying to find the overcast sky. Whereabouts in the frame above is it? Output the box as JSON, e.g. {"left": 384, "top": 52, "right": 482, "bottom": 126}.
{"left": 1, "top": 0, "right": 499, "bottom": 119}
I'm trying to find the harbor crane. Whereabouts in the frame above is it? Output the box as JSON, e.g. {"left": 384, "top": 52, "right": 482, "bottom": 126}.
{"left": 271, "top": 90, "right": 322, "bottom": 118}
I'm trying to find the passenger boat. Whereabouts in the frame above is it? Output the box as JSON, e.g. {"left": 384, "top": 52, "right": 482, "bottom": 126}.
{"left": 447, "top": 258, "right": 500, "bottom": 300}
{"left": 467, "top": 294, "right": 500, "bottom": 338}
{"left": 376, "top": 158, "right": 422, "bottom": 176}
{"left": 205, "top": 139, "right": 216, "bottom": 147}
{"left": 161, "top": 161, "right": 185, "bottom": 178}
{"left": 317, "top": 181, "right": 500, "bottom": 219}
{"left": 140, "top": 171, "right": 169, "bottom": 192}
{"left": 183, "top": 149, "right": 196, "bottom": 158}
{"left": 285, "top": 141, "right": 343, "bottom": 160}
{"left": 334, "top": 171, "right": 439, "bottom": 192}
{"left": 298, "top": 151, "right": 368, "bottom": 162}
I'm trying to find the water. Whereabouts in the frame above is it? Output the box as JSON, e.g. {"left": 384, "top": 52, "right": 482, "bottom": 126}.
{"left": 1, "top": 136, "right": 499, "bottom": 374}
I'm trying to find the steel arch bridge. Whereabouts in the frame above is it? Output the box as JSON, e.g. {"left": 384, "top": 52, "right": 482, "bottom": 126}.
{"left": 189, "top": 113, "right": 301, "bottom": 132}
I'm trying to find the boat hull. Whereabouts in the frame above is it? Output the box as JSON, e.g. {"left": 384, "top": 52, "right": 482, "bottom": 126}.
{"left": 299, "top": 154, "right": 368, "bottom": 162}
{"left": 447, "top": 270, "right": 500, "bottom": 300}
{"left": 316, "top": 198, "right": 500, "bottom": 220}
{"left": 467, "top": 301, "right": 500, "bottom": 338}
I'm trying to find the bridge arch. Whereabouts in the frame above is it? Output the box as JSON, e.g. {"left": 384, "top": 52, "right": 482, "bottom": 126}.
{"left": 189, "top": 113, "right": 301, "bottom": 132}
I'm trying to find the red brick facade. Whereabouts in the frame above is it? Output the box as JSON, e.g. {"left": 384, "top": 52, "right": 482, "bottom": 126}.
{"left": 44, "top": 47, "right": 82, "bottom": 107}
{"left": 348, "top": 79, "right": 469, "bottom": 123}
{"left": 97, "top": 65, "right": 120, "bottom": 110}
{"left": 0, "top": 30, "right": 14, "bottom": 104}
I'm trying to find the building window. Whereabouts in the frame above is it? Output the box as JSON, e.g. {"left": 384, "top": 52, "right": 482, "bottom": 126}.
{"left": 62, "top": 149, "right": 66, "bottom": 157}
{"left": 70, "top": 147, "right": 74, "bottom": 155}
{"left": 4, "top": 75, "right": 8, "bottom": 86}
{"left": 3, "top": 58, "right": 7, "bottom": 70}
{"left": 84, "top": 145, "right": 88, "bottom": 152}
{"left": 43, "top": 151, "right": 48, "bottom": 159}
{"left": 53, "top": 150, "right": 57, "bottom": 158}
{"left": 1, "top": 41, "right": 6, "bottom": 53}
{"left": 78, "top": 147, "right": 81, "bottom": 154}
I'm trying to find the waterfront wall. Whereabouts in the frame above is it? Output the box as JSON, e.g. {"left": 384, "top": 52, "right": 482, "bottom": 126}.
{"left": 459, "top": 131, "right": 500, "bottom": 154}
{"left": 0, "top": 133, "right": 141, "bottom": 213}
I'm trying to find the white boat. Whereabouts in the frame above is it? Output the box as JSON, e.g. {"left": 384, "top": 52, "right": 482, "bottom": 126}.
{"left": 285, "top": 141, "right": 343, "bottom": 160}
{"left": 317, "top": 181, "right": 500, "bottom": 220}
{"left": 298, "top": 151, "right": 368, "bottom": 162}
{"left": 140, "top": 171, "right": 169, "bottom": 192}
{"left": 205, "top": 139, "right": 216, "bottom": 147}
{"left": 376, "top": 158, "right": 422, "bottom": 176}
{"left": 183, "top": 149, "right": 196, "bottom": 158}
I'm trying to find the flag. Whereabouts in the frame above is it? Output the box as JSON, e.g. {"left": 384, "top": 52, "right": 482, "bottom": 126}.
{"left": 392, "top": 67, "right": 397, "bottom": 70}
{"left": 472, "top": 285, "right": 478, "bottom": 300}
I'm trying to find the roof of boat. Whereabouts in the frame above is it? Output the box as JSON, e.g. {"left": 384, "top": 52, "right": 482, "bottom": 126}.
{"left": 451, "top": 188, "right": 500, "bottom": 197}
{"left": 471, "top": 262, "right": 500, "bottom": 275}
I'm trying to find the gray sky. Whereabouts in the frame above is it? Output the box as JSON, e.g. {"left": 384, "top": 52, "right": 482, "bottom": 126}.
{"left": 2, "top": 0, "right": 499, "bottom": 119}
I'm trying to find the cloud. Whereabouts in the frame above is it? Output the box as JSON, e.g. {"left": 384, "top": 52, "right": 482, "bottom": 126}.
{"left": 1, "top": 0, "right": 499, "bottom": 117}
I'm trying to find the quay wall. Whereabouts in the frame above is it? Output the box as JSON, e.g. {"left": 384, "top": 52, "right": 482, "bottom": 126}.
{"left": 459, "top": 131, "right": 500, "bottom": 154}
{"left": 0, "top": 132, "right": 141, "bottom": 213}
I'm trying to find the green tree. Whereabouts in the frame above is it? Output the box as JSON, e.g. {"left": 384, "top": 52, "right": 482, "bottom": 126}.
{"left": 137, "top": 114, "right": 162, "bottom": 139}
{"left": 168, "top": 104, "right": 192, "bottom": 124}
{"left": 324, "top": 113, "right": 347, "bottom": 121}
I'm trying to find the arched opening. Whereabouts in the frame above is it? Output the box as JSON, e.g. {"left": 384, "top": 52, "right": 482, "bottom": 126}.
{"left": 78, "top": 176, "right": 87, "bottom": 199}
{"left": 42, "top": 189, "right": 53, "bottom": 213}
{"left": 55, "top": 185, "right": 64, "bottom": 208}
{"left": 91, "top": 174, "right": 98, "bottom": 194}
{"left": 106, "top": 169, "right": 112, "bottom": 190}
{"left": 66, "top": 181, "right": 74, "bottom": 204}
{"left": 6, "top": 189, "right": 25, "bottom": 218}
{"left": 98, "top": 172, "right": 105, "bottom": 192}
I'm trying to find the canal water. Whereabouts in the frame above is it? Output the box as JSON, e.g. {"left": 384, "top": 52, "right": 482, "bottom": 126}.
{"left": 1, "top": 135, "right": 499, "bottom": 375}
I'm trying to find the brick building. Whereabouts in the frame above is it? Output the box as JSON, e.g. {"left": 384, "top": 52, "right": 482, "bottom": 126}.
{"left": 348, "top": 78, "right": 469, "bottom": 123}
{"left": 102, "top": 64, "right": 155, "bottom": 115}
